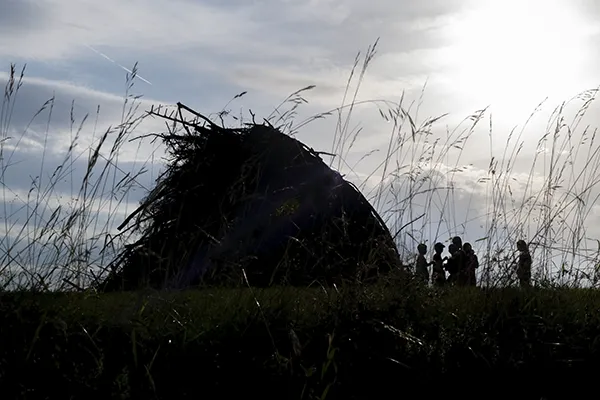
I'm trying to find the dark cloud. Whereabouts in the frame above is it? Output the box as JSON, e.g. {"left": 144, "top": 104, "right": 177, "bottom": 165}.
{"left": 0, "top": 0, "right": 49, "bottom": 34}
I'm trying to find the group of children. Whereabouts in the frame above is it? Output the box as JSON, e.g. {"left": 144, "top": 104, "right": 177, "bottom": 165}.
{"left": 413, "top": 236, "right": 532, "bottom": 288}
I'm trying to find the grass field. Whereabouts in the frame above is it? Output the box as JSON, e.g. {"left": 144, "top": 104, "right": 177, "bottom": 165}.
{"left": 1, "top": 285, "right": 599, "bottom": 399}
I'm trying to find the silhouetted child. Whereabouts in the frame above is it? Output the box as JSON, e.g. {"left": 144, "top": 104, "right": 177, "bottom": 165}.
{"left": 431, "top": 242, "right": 447, "bottom": 286}
{"left": 415, "top": 243, "right": 430, "bottom": 284}
{"left": 463, "top": 242, "right": 479, "bottom": 287}
{"left": 452, "top": 236, "right": 463, "bottom": 250}
{"left": 516, "top": 240, "right": 532, "bottom": 288}
{"left": 445, "top": 243, "right": 459, "bottom": 285}
{"left": 451, "top": 236, "right": 467, "bottom": 286}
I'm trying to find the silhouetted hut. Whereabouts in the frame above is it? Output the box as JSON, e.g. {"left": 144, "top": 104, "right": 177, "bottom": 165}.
{"left": 99, "top": 104, "right": 402, "bottom": 291}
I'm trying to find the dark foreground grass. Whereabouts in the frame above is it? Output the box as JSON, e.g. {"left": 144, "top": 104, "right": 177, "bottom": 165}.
{"left": 1, "top": 285, "right": 599, "bottom": 400}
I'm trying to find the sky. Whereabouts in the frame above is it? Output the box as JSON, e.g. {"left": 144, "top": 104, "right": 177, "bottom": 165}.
{"left": 2, "top": 0, "right": 600, "bottom": 287}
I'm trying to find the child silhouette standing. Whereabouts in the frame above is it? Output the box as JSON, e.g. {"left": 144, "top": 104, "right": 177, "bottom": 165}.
{"left": 415, "top": 243, "right": 430, "bottom": 285}
{"left": 463, "top": 242, "right": 479, "bottom": 287}
{"left": 431, "top": 242, "right": 447, "bottom": 286}
{"left": 516, "top": 240, "right": 532, "bottom": 288}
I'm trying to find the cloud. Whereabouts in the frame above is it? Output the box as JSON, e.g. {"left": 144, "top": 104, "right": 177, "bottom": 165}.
{"left": 0, "top": 0, "right": 463, "bottom": 108}
{"left": 0, "top": 0, "right": 46, "bottom": 37}
{"left": 0, "top": 0, "right": 256, "bottom": 61}
{"left": 0, "top": 70, "right": 161, "bottom": 135}
{"left": 0, "top": 71, "right": 168, "bottom": 194}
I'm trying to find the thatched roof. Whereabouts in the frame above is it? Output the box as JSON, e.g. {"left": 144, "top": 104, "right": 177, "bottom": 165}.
{"left": 99, "top": 103, "right": 402, "bottom": 291}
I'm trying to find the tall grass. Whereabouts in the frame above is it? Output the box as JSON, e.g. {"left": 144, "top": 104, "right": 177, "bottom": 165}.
{"left": 1, "top": 40, "right": 600, "bottom": 291}
{"left": 0, "top": 64, "right": 150, "bottom": 290}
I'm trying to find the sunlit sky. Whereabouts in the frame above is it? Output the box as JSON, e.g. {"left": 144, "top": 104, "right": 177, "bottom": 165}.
{"left": 1, "top": 0, "right": 600, "bottom": 272}
{"left": 442, "top": 0, "right": 598, "bottom": 112}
